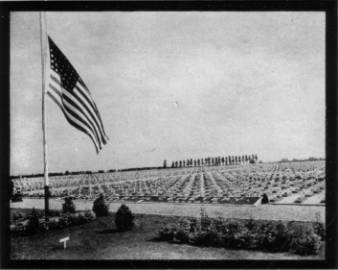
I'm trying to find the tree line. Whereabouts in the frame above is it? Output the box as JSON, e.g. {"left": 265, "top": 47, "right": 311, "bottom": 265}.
{"left": 169, "top": 154, "right": 258, "bottom": 168}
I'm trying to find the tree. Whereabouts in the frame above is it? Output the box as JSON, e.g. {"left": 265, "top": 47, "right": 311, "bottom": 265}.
{"left": 175, "top": 161, "right": 178, "bottom": 167}
{"left": 92, "top": 194, "right": 109, "bottom": 217}
{"left": 115, "top": 204, "right": 134, "bottom": 231}
{"left": 163, "top": 160, "right": 167, "bottom": 168}
{"left": 183, "top": 160, "right": 186, "bottom": 167}
{"left": 171, "top": 161, "right": 174, "bottom": 168}
{"left": 179, "top": 161, "right": 182, "bottom": 167}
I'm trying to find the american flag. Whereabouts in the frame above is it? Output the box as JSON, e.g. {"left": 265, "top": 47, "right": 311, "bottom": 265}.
{"left": 47, "top": 36, "right": 108, "bottom": 153}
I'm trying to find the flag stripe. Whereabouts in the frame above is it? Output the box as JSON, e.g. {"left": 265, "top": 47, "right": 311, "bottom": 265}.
{"left": 50, "top": 71, "right": 106, "bottom": 144}
{"left": 62, "top": 91, "right": 103, "bottom": 147}
{"left": 78, "top": 79, "right": 108, "bottom": 137}
{"left": 49, "top": 77, "right": 104, "bottom": 147}
{"left": 47, "top": 91, "right": 100, "bottom": 153}
{"left": 74, "top": 84, "right": 107, "bottom": 144}
{"left": 49, "top": 83, "right": 101, "bottom": 150}
{"left": 74, "top": 82, "right": 108, "bottom": 140}
{"left": 89, "top": 94, "right": 109, "bottom": 140}
{"left": 61, "top": 94, "right": 103, "bottom": 150}
{"left": 63, "top": 106, "right": 100, "bottom": 153}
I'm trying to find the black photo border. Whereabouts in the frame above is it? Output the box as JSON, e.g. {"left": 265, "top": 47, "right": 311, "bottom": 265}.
{"left": 0, "top": 1, "right": 337, "bottom": 269}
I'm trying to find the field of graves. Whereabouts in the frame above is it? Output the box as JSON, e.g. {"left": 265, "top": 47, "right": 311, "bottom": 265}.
{"left": 10, "top": 161, "right": 326, "bottom": 260}
{"left": 12, "top": 161, "right": 325, "bottom": 206}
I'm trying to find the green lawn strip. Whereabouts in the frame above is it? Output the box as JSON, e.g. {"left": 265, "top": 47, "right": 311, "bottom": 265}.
{"left": 10, "top": 210, "right": 324, "bottom": 260}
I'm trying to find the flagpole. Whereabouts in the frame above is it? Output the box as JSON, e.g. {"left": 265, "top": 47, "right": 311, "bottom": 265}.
{"left": 39, "top": 11, "right": 49, "bottom": 221}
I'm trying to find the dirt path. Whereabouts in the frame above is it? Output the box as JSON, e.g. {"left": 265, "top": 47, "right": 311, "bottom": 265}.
{"left": 11, "top": 198, "right": 325, "bottom": 223}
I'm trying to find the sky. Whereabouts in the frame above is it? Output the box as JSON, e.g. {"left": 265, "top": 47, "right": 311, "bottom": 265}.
{"left": 10, "top": 12, "right": 325, "bottom": 175}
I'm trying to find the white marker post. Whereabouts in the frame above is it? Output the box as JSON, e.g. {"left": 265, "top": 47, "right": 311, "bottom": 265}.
{"left": 59, "top": 236, "right": 70, "bottom": 249}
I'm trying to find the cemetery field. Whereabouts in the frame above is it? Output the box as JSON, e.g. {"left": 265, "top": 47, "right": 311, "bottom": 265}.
{"left": 10, "top": 161, "right": 326, "bottom": 260}
{"left": 12, "top": 161, "right": 326, "bottom": 207}
{"left": 10, "top": 211, "right": 324, "bottom": 260}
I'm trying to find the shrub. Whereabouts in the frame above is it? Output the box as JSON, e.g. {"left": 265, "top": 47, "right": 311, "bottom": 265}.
{"left": 84, "top": 210, "right": 95, "bottom": 221}
{"left": 257, "top": 221, "right": 290, "bottom": 252}
{"left": 115, "top": 204, "right": 134, "bottom": 231}
{"left": 288, "top": 223, "right": 322, "bottom": 255}
{"left": 58, "top": 214, "right": 71, "bottom": 229}
{"left": 12, "top": 212, "right": 24, "bottom": 222}
{"left": 200, "top": 207, "right": 211, "bottom": 230}
{"left": 92, "top": 194, "right": 109, "bottom": 217}
{"left": 11, "top": 210, "right": 96, "bottom": 236}
{"left": 46, "top": 218, "right": 60, "bottom": 230}
{"left": 314, "top": 222, "right": 325, "bottom": 240}
{"left": 156, "top": 217, "right": 324, "bottom": 256}
{"left": 158, "top": 224, "right": 175, "bottom": 241}
{"left": 68, "top": 213, "right": 86, "bottom": 226}
{"left": 213, "top": 217, "right": 226, "bottom": 233}
{"left": 49, "top": 209, "right": 61, "bottom": 217}
{"left": 26, "top": 208, "right": 41, "bottom": 234}
{"left": 175, "top": 229, "right": 190, "bottom": 243}
{"left": 224, "top": 219, "right": 245, "bottom": 235}
{"left": 192, "top": 230, "right": 220, "bottom": 247}
{"left": 62, "top": 197, "right": 76, "bottom": 213}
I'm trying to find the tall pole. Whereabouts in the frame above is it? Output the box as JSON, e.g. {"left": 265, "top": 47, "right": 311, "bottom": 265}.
{"left": 39, "top": 12, "right": 49, "bottom": 221}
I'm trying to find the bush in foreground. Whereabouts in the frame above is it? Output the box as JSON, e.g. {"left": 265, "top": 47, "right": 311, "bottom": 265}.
{"left": 26, "top": 208, "right": 40, "bottom": 234}
{"left": 115, "top": 204, "right": 134, "bottom": 231}
{"left": 62, "top": 197, "right": 76, "bottom": 213}
{"left": 289, "top": 223, "right": 322, "bottom": 255}
{"left": 157, "top": 215, "right": 323, "bottom": 256}
{"left": 158, "top": 223, "right": 176, "bottom": 241}
{"left": 11, "top": 209, "right": 96, "bottom": 236}
{"left": 92, "top": 194, "right": 109, "bottom": 217}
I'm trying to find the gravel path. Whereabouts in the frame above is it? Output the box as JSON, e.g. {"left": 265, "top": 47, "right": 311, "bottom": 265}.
{"left": 11, "top": 198, "right": 325, "bottom": 223}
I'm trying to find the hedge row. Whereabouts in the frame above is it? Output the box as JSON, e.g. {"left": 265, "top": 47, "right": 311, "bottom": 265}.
{"left": 11, "top": 197, "right": 135, "bottom": 235}
{"left": 157, "top": 214, "right": 324, "bottom": 256}
{"left": 11, "top": 208, "right": 95, "bottom": 236}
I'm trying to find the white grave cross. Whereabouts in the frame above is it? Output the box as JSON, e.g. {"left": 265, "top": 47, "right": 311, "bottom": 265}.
{"left": 59, "top": 236, "right": 70, "bottom": 249}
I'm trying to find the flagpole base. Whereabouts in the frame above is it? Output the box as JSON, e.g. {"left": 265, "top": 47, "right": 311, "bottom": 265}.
{"left": 44, "top": 185, "right": 50, "bottom": 222}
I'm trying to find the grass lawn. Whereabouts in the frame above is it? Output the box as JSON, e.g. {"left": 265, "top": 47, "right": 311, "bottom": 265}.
{"left": 10, "top": 210, "right": 324, "bottom": 260}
